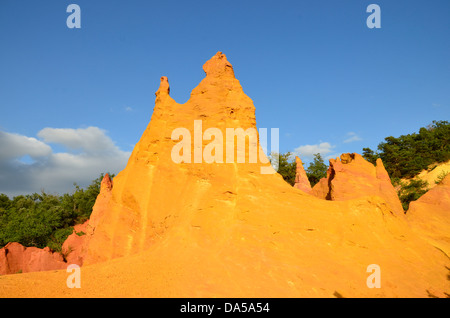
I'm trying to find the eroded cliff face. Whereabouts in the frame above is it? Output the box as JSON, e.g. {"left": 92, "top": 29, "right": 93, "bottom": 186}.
{"left": 0, "top": 242, "right": 66, "bottom": 275}
{"left": 61, "top": 220, "right": 89, "bottom": 267}
{"left": 312, "top": 154, "right": 404, "bottom": 216}
{"left": 407, "top": 174, "right": 450, "bottom": 256}
{"left": 0, "top": 220, "right": 90, "bottom": 275}
{"left": 0, "top": 52, "right": 448, "bottom": 298}
{"left": 82, "top": 52, "right": 273, "bottom": 264}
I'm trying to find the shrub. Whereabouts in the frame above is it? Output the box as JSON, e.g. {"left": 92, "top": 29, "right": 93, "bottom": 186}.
{"left": 365, "top": 121, "right": 450, "bottom": 179}
{"left": 397, "top": 179, "right": 429, "bottom": 211}
{"left": 435, "top": 171, "right": 449, "bottom": 185}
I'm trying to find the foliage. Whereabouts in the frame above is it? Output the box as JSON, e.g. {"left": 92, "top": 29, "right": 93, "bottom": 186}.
{"left": 396, "top": 179, "right": 429, "bottom": 211}
{"left": 270, "top": 152, "right": 297, "bottom": 186}
{"left": 362, "top": 120, "right": 449, "bottom": 212}
{"left": 306, "top": 153, "right": 328, "bottom": 187}
{"left": 0, "top": 173, "right": 113, "bottom": 251}
{"left": 47, "top": 227, "right": 75, "bottom": 253}
{"left": 362, "top": 120, "right": 450, "bottom": 179}
{"left": 435, "top": 171, "right": 449, "bottom": 185}
{"left": 362, "top": 147, "right": 378, "bottom": 165}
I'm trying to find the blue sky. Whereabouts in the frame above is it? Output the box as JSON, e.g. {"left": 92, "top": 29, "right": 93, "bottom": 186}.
{"left": 0, "top": 0, "right": 449, "bottom": 196}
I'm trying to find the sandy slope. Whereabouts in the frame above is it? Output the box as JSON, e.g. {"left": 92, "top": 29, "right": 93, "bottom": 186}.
{"left": 1, "top": 183, "right": 448, "bottom": 297}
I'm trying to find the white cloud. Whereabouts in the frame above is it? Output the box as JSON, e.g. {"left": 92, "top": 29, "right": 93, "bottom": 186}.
{"left": 0, "top": 131, "right": 52, "bottom": 160}
{"left": 0, "top": 127, "right": 131, "bottom": 197}
{"left": 343, "top": 132, "right": 362, "bottom": 143}
{"left": 293, "top": 142, "right": 335, "bottom": 161}
{"left": 125, "top": 106, "right": 133, "bottom": 112}
{"left": 38, "top": 127, "right": 118, "bottom": 154}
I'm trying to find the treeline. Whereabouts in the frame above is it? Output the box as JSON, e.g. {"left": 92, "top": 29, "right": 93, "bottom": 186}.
{"left": 362, "top": 120, "right": 449, "bottom": 179}
{"left": 362, "top": 120, "right": 449, "bottom": 210}
{"left": 0, "top": 174, "right": 113, "bottom": 252}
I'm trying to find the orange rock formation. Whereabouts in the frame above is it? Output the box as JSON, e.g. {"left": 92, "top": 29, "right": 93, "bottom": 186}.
{"left": 0, "top": 52, "right": 448, "bottom": 298}
{"left": 293, "top": 156, "right": 312, "bottom": 193}
{"left": 407, "top": 174, "right": 450, "bottom": 256}
{"left": 61, "top": 220, "right": 89, "bottom": 266}
{"left": 0, "top": 242, "right": 66, "bottom": 275}
{"left": 82, "top": 52, "right": 267, "bottom": 265}
{"left": 312, "top": 154, "right": 404, "bottom": 216}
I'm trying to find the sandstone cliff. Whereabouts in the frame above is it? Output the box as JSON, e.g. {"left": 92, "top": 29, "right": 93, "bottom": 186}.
{"left": 407, "top": 174, "right": 450, "bottom": 256}
{"left": 312, "top": 153, "right": 404, "bottom": 216}
{"left": 82, "top": 52, "right": 271, "bottom": 264}
{"left": 0, "top": 242, "right": 66, "bottom": 275}
{"left": 61, "top": 220, "right": 89, "bottom": 266}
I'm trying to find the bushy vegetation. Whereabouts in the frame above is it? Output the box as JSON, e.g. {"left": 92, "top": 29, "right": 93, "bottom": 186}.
{"left": 0, "top": 173, "right": 113, "bottom": 252}
{"left": 435, "top": 171, "right": 449, "bottom": 185}
{"left": 362, "top": 120, "right": 449, "bottom": 211}
{"left": 392, "top": 178, "right": 429, "bottom": 211}
{"left": 306, "top": 153, "right": 328, "bottom": 187}
{"left": 362, "top": 120, "right": 450, "bottom": 179}
{"left": 270, "top": 152, "right": 297, "bottom": 186}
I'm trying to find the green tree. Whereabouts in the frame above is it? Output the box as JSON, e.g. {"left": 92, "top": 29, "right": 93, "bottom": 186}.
{"left": 306, "top": 153, "right": 328, "bottom": 187}
{"left": 362, "top": 147, "right": 379, "bottom": 165}
{"left": 270, "top": 152, "right": 297, "bottom": 186}
{"left": 0, "top": 173, "right": 114, "bottom": 251}
{"left": 397, "top": 179, "right": 429, "bottom": 211}
{"left": 47, "top": 227, "right": 74, "bottom": 253}
{"left": 375, "top": 121, "right": 450, "bottom": 179}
